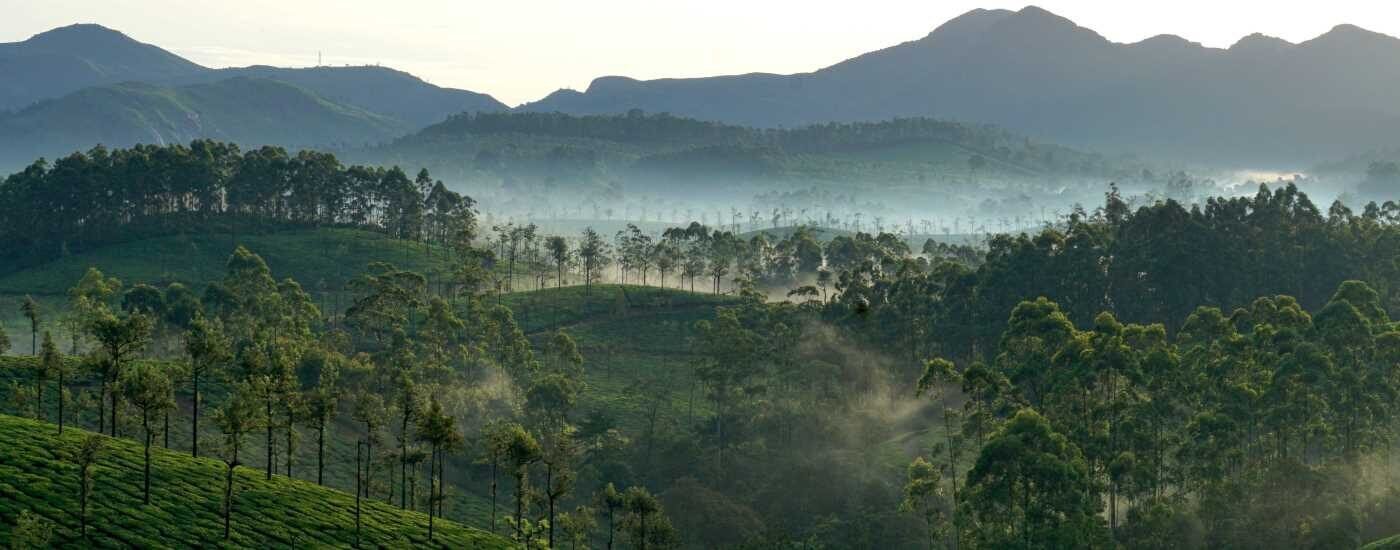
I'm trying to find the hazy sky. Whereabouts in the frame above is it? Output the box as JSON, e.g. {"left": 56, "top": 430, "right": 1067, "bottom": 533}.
{"left": 3, "top": 1, "right": 1396, "bottom": 106}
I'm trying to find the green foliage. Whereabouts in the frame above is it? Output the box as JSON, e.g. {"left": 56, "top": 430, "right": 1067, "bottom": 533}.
{"left": 0, "top": 414, "right": 511, "bottom": 548}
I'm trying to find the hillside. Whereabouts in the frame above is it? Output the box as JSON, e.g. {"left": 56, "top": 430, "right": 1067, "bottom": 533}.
{"left": 0, "top": 24, "right": 204, "bottom": 112}
{"left": 0, "top": 78, "right": 409, "bottom": 170}
{"left": 0, "top": 414, "right": 512, "bottom": 548}
{"left": 0, "top": 24, "right": 507, "bottom": 172}
{"left": 345, "top": 111, "right": 1135, "bottom": 219}
{"left": 519, "top": 6, "right": 1400, "bottom": 166}
{"left": 183, "top": 66, "right": 508, "bottom": 128}
{"left": 0, "top": 228, "right": 458, "bottom": 297}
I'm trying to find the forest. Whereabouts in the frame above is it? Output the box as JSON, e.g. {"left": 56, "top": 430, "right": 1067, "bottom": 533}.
{"left": 4, "top": 141, "right": 1400, "bottom": 549}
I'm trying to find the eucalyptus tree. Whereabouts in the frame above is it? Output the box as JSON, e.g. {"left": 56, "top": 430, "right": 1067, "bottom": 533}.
{"left": 185, "top": 316, "right": 231, "bottom": 458}
{"left": 578, "top": 227, "right": 610, "bottom": 294}
{"left": 214, "top": 382, "right": 264, "bottom": 540}
{"left": 416, "top": 397, "right": 463, "bottom": 540}
{"left": 547, "top": 235, "right": 572, "bottom": 288}
{"left": 86, "top": 309, "right": 153, "bottom": 437}
{"left": 74, "top": 434, "right": 105, "bottom": 539}
{"left": 899, "top": 456, "right": 948, "bottom": 550}
{"left": 504, "top": 424, "right": 543, "bottom": 539}
{"left": 41, "top": 332, "right": 67, "bottom": 432}
{"left": 964, "top": 409, "right": 1106, "bottom": 549}
{"left": 20, "top": 295, "right": 40, "bottom": 355}
{"left": 622, "top": 486, "right": 677, "bottom": 550}
{"left": 119, "top": 361, "right": 175, "bottom": 504}
{"left": 298, "top": 349, "right": 342, "bottom": 486}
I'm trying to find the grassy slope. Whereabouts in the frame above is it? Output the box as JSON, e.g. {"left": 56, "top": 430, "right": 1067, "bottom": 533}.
{"left": 0, "top": 414, "right": 512, "bottom": 549}
{"left": 0, "top": 77, "right": 409, "bottom": 171}
{"left": 0, "top": 227, "right": 458, "bottom": 297}
{"left": 503, "top": 284, "right": 739, "bottom": 432}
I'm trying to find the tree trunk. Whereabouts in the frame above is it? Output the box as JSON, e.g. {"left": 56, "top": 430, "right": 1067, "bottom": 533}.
{"left": 515, "top": 472, "right": 526, "bottom": 539}
{"left": 143, "top": 410, "right": 152, "bottom": 504}
{"left": 428, "top": 445, "right": 437, "bottom": 540}
{"left": 547, "top": 463, "right": 556, "bottom": 549}
{"left": 192, "top": 372, "right": 200, "bottom": 457}
{"left": 58, "top": 370, "right": 66, "bottom": 434}
{"left": 490, "top": 460, "right": 498, "bottom": 532}
{"left": 286, "top": 418, "right": 294, "bottom": 478}
{"left": 317, "top": 425, "right": 325, "bottom": 485}
{"left": 110, "top": 384, "right": 119, "bottom": 437}
{"left": 266, "top": 402, "right": 274, "bottom": 480}
{"left": 223, "top": 462, "right": 235, "bottom": 539}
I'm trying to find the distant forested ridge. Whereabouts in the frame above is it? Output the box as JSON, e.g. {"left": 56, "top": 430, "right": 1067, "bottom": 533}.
{"left": 833, "top": 185, "right": 1400, "bottom": 362}
{"left": 0, "top": 141, "right": 475, "bottom": 273}
{"left": 349, "top": 110, "right": 1131, "bottom": 219}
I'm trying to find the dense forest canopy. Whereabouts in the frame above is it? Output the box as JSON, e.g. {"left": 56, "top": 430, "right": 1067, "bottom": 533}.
{"left": 6, "top": 138, "right": 1400, "bottom": 549}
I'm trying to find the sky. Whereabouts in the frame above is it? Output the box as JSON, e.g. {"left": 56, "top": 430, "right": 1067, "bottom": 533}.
{"left": 3, "top": 1, "right": 1397, "bottom": 106}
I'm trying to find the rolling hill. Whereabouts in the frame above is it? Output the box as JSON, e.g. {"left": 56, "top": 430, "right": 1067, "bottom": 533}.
{"left": 0, "top": 24, "right": 204, "bottom": 113}
{"left": 0, "top": 78, "right": 410, "bottom": 168}
{"left": 0, "top": 414, "right": 512, "bottom": 548}
{"left": 520, "top": 6, "right": 1400, "bottom": 166}
{"left": 0, "top": 24, "right": 507, "bottom": 172}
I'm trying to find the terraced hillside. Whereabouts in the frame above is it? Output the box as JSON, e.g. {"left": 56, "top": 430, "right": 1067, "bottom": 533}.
{"left": 0, "top": 414, "right": 512, "bottom": 548}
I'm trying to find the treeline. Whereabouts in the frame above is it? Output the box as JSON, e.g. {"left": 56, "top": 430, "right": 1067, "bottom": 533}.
{"left": 0, "top": 141, "right": 476, "bottom": 272}
{"left": 834, "top": 184, "right": 1400, "bottom": 364}
{"left": 391, "top": 111, "right": 1113, "bottom": 175}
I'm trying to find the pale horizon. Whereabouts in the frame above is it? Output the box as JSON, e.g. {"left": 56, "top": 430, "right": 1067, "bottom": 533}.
{"left": 4, "top": 0, "right": 1398, "bottom": 106}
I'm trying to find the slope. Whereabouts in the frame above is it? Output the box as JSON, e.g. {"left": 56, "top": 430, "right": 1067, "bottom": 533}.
{"left": 0, "top": 228, "right": 457, "bottom": 298}
{"left": 0, "top": 24, "right": 205, "bottom": 112}
{"left": 0, "top": 414, "right": 512, "bottom": 548}
{"left": 0, "top": 77, "right": 409, "bottom": 171}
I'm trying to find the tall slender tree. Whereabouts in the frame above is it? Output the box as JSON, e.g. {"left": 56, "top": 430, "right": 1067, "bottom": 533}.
{"left": 119, "top": 362, "right": 175, "bottom": 505}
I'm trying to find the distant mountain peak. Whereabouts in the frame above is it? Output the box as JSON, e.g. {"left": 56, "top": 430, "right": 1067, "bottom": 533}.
{"left": 1131, "top": 34, "right": 1202, "bottom": 50}
{"left": 24, "top": 23, "right": 138, "bottom": 48}
{"left": 1313, "top": 23, "right": 1394, "bottom": 43}
{"left": 1230, "top": 33, "right": 1293, "bottom": 52}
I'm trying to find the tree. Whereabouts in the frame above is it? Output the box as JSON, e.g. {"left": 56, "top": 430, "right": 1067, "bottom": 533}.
{"left": 301, "top": 352, "right": 341, "bottom": 486}
{"left": 214, "top": 383, "right": 265, "bottom": 540}
{"left": 41, "top": 332, "right": 67, "bottom": 433}
{"left": 547, "top": 235, "right": 571, "bottom": 288}
{"left": 74, "top": 434, "right": 105, "bottom": 539}
{"left": 352, "top": 391, "right": 387, "bottom": 499}
{"left": 900, "top": 456, "right": 948, "bottom": 550}
{"left": 87, "top": 311, "right": 153, "bottom": 437}
{"left": 504, "top": 424, "right": 543, "bottom": 540}
{"left": 540, "top": 426, "right": 580, "bottom": 549}
{"left": 578, "top": 228, "right": 610, "bottom": 294}
{"left": 119, "top": 361, "right": 175, "bottom": 504}
{"left": 394, "top": 372, "right": 424, "bottom": 510}
{"left": 560, "top": 505, "right": 598, "bottom": 550}
{"left": 600, "top": 483, "right": 625, "bottom": 550}
{"left": 623, "top": 486, "right": 677, "bottom": 550}
{"left": 416, "top": 397, "right": 463, "bottom": 541}
{"left": 185, "top": 316, "right": 231, "bottom": 458}
{"left": 0, "top": 324, "right": 9, "bottom": 356}
{"left": 964, "top": 408, "right": 1106, "bottom": 549}
{"left": 20, "top": 294, "right": 41, "bottom": 355}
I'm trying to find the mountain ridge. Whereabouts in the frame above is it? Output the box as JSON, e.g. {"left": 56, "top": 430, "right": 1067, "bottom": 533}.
{"left": 519, "top": 5, "right": 1400, "bottom": 165}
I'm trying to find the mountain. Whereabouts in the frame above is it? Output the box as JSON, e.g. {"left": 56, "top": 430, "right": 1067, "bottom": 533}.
{"left": 520, "top": 6, "right": 1400, "bottom": 166}
{"left": 0, "top": 77, "right": 409, "bottom": 168}
{"left": 0, "top": 24, "right": 205, "bottom": 112}
{"left": 187, "top": 66, "right": 507, "bottom": 129}
{"left": 0, "top": 24, "right": 507, "bottom": 166}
